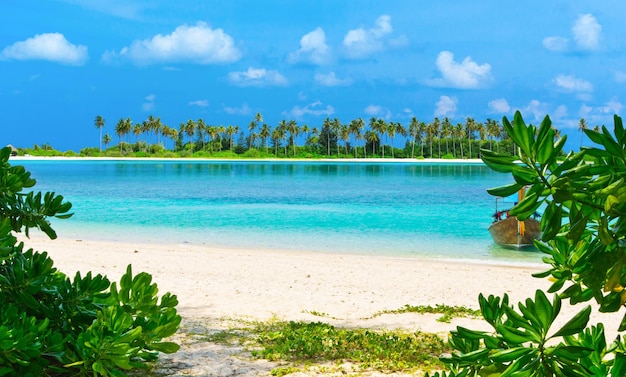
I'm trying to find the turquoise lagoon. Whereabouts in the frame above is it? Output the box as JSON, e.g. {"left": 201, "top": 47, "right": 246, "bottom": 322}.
{"left": 17, "top": 160, "right": 543, "bottom": 264}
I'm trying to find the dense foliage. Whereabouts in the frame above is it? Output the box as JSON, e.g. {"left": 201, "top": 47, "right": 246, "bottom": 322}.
{"left": 428, "top": 111, "right": 626, "bottom": 376}
{"left": 0, "top": 146, "right": 180, "bottom": 376}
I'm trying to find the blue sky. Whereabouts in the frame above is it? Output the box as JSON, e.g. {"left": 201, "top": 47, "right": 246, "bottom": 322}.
{"left": 2, "top": 1, "right": 625, "bottom": 152}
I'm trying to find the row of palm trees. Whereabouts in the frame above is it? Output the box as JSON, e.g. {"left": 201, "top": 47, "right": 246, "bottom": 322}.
{"left": 93, "top": 113, "right": 586, "bottom": 158}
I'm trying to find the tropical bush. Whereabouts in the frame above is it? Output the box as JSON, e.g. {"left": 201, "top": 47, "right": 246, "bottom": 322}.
{"left": 428, "top": 111, "right": 626, "bottom": 376}
{"left": 0, "top": 146, "right": 180, "bottom": 376}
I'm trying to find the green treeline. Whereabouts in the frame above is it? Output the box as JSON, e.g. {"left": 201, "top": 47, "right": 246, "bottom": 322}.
{"left": 25, "top": 113, "right": 572, "bottom": 159}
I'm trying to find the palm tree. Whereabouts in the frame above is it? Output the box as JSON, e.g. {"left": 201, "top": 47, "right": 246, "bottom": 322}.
{"left": 395, "top": 122, "right": 407, "bottom": 156}
{"left": 441, "top": 117, "right": 452, "bottom": 156}
{"left": 259, "top": 123, "right": 270, "bottom": 154}
{"left": 94, "top": 115, "right": 105, "bottom": 153}
{"left": 387, "top": 122, "right": 397, "bottom": 158}
{"left": 578, "top": 118, "right": 588, "bottom": 149}
{"left": 102, "top": 133, "right": 112, "bottom": 150}
{"left": 286, "top": 120, "right": 299, "bottom": 156}
{"left": 115, "top": 119, "right": 125, "bottom": 152}
{"left": 418, "top": 121, "right": 427, "bottom": 157}
{"left": 197, "top": 118, "right": 207, "bottom": 151}
{"left": 475, "top": 122, "right": 486, "bottom": 158}
{"left": 371, "top": 119, "right": 387, "bottom": 158}
{"left": 301, "top": 124, "right": 310, "bottom": 151}
{"left": 426, "top": 119, "right": 437, "bottom": 158}
{"left": 330, "top": 118, "right": 342, "bottom": 155}
{"left": 349, "top": 118, "right": 364, "bottom": 158}
{"left": 465, "top": 117, "right": 476, "bottom": 159}
{"left": 322, "top": 118, "right": 332, "bottom": 156}
{"left": 408, "top": 117, "right": 419, "bottom": 158}
{"left": 340, "top": 124, "right": 350, "bottom": 156}
{"left": 133, "top": 123, "right": 142, "bottom": 146}
{"left": 271, "top": 127, "right": 282, "bottom": 156}
{"left": 225, "top": 125, "right": 238, "bottom": 151}
{"left": 365, "top": 130, "right": 379, "bottom": 156}
{"left": 185, "top": 119, "right": 196, "bottom": 154}
{"left": 454, "top": 123, "right": 464, "bottom": 159}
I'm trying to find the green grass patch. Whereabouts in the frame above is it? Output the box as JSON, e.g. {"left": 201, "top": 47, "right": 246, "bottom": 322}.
{"left": 251, "top": 321, "right": 449, "bottom": 374}
{"left": 371, "top": 304, "right": 481, "bottom": 323}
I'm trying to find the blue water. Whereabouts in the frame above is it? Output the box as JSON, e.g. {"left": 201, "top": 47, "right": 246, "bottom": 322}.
{"left": 16, "top": 160, "right": 543, "bottom": 264}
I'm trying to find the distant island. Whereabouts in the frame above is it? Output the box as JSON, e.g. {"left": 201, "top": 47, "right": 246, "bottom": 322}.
{"left": 14, "top": 113, "right": 589, "bottom": 159}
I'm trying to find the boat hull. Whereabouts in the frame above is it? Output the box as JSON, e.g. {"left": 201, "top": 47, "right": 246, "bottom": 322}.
{"left": 488, "top": 216, "right": 541, "bottom": 249}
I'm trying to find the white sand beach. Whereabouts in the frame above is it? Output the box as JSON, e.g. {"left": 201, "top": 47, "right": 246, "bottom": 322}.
{"left": 18, "top": 234, "right": 624, "bottom": 376}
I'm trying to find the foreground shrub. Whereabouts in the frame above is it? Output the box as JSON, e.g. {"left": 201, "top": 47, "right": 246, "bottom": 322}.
{"left": 428, "top": 111, "right": 626, "bottom": 376}
{"left": 0, "top": 147, "right": 180, "bottom": 376}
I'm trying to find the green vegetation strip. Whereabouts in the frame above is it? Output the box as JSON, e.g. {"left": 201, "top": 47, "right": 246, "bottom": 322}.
{"left": 371, "top": 304, "right": 481, "bottom": 323}
{"left": 201, "top": 319, "right": 451, "bottom": 376}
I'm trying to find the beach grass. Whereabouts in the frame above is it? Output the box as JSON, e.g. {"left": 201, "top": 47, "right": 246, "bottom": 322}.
{"left": 190, "top": 317, "right": 450, "bottom": 376}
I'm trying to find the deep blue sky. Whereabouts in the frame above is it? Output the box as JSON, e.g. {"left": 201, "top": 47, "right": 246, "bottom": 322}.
{"left": 2, "top": 1, "right": 625, "bottom": 152}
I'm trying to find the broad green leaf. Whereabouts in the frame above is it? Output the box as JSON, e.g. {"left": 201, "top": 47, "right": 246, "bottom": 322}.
{"left": 509, "top": 191, "right": 541, "bottom": 219}
{"left": 487, "top": 182, "right": 524, "bottom": 198}
{"left": 612, "top": 352, "right": 626, "bottom": 377}
{"left": 149, "top": 341, "right": 180, "bottom": 353}
{"left": 540, "top": 203, "right": 562, "bottom": 241}
{"left": 551, "top": 306, "right": 591, "bottom": 338}
{"left": 490, "top": 347, "right": 534, "bottom": 363}
{"left": 533, "top": 290, "right": 559, "bottom": 332}
{"left": 498, "top": 325, "right": 539, "bottom": 344}
{"left": 511, "top": 111, "right": 532, "bottom": 157}
{"left": 615, "top": 114, "right": 625, "bottom": 145}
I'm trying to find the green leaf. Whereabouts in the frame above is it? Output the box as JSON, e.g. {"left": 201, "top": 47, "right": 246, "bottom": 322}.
{"left": 509, "top": 191, "right": 541, "bottom": 219}
{"left": 149, "top": 341, "right": 180, "bottom": 353}
{"left": 498, "top": 325, "right": 538, "bottom": 344}
{"left": 540, "top": 202, "right": 562, "bottom": 241}
{"left": 551, "top": 306, "right": 591, "bottom": 338}
{"left": 533, "top": 290, "right": 559, "bottom": 332}
{"left": 490, "top": 347, "right": 534, "bottom": 363}
{"left": 487, "top": 182, "right": 524, "bottom": 198}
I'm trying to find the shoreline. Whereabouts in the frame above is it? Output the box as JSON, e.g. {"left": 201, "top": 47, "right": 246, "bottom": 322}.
{"left": 10, "top": 155, "right": 486, "bottom": 164}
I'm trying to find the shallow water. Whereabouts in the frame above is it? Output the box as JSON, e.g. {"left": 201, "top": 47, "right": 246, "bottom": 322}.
{"left": 17, "top": 160, "right": 543, "bottom": 264}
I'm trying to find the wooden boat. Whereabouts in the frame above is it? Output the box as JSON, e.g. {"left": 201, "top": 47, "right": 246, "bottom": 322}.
{"left": 488, "top": 189, "right": 541, "bottom": 249}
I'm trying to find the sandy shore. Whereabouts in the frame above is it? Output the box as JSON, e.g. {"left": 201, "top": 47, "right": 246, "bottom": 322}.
{"left": 18, "top": 235, "right": 623, "bottom": 376}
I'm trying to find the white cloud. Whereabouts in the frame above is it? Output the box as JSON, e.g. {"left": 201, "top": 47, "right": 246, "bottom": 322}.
{"left": 434, "top": 96, "right": 457, "bottom": 117}
{"left": 544, "top": 13, "right": 601, "bottom": 53}
{"left": 364, "top": 105, "right": 383, "bottom": 116}
{"left": 599, "top": 97, "right": 623, "bottom": 115}
{"left": 223, "top": 103, "right": 251, "bottom": 115}
{"left": 189, "top": 99, "right": 209, "bottom": 107}
{"left": 288, "top": 27, "right": 331, "bottom": 65}
{"left": 542, "top": 36, "right": 569, "bottom": 52}
{"left": 283, "top": 100, "right": 335, "bottom": 118}
{"left": 488, "top": 98, "right": 511, "bottom": 113}
{"left": 228, "top": 67, "right": 288, "bottom": 87}
{"left": 552, "top": 74, "right": 593, "bottom": 100}
{"left": 343, "top": 15, "right": 397, "bottom": 58}
{"left": 0, "top": 33, "right": 88, "bottom": 65}
{"left": 314, "top": 72, "right": 352, "bottom": 86}
{"left": 572, "top": 14, "right": 601, "bottom": 50}
{"left": 523, "top": 100, "right": 550, "bottom": 122}
{"left": 104, "top": 22, "right": 241, "bottom": 65}
{"left": 427, "top": 51, "right": 492, "bottom": 89}
{"left": 142, "top": 94, "right": 156, "bottom": 112}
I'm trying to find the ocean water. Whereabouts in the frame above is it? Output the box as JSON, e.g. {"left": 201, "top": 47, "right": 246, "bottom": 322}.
{"left": 16, "top": 160, "right": 543, "bottom": 264}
